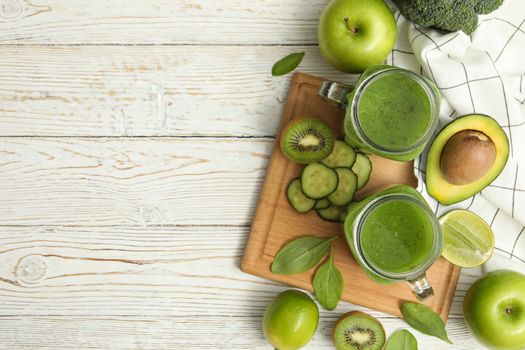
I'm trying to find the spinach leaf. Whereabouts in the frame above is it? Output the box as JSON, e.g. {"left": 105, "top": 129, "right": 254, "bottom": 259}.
{"left": 385, "top": 329, "right": 418, "bottom": 350}
{"left": 313, "top": 254, "right": 344, "bottom": 310}
{"left": 401, "top": 302, "right": 452, "bottom": 344}
{"left": 271, "top": 52, "right": 305, "bottom": 76}
{"left": 271, "top": 236, "right": 336, "bottom": 275}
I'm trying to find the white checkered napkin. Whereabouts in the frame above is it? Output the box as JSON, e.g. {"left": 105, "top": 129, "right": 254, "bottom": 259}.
{"left": 387, "top": 0, "right": 525, "bottom": 272}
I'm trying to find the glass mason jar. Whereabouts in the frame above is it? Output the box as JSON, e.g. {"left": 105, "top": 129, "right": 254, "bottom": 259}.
{"left": 319, "top": 65, "right": 441, "bottom": 161}
{"left": 344, "top": 185, "right": 443, "bottom": 301}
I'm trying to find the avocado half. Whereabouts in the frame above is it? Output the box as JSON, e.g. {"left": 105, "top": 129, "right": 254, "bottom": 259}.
{"left": 426, "top": 114, "right": 509, "bottom": 205}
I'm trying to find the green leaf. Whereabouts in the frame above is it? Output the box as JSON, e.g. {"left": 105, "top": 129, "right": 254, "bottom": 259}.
{"left": 385, "top": 330, "right": 418, "bottom": 350}
{"left": 271, "top": 236, "right": 337, "bottom": 275}
{"left": 313, "top": 254, "right": 344, "bottom": 310}
{"left": 401, "top": 302, "right": 452, "bottom": 344}
{"left": 271, "top": 52, "right": 305, "bottom": 76}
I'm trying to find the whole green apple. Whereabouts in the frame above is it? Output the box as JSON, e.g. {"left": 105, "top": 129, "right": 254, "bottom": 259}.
{"left": 464, "top": 270, "right": 525, "bottom": 350}
{"left": 318, "top": 0, "right": 397, "bottom": 73}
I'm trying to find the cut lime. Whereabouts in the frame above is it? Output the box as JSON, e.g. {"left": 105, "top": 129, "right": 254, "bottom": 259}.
{"left": 439, "top": 209, "right": 495, "bottom": 268}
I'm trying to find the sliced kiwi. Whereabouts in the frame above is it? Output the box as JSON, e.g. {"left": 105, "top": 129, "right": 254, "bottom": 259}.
{"left": 334, "top": 311, "right": 385, "bottom": 350}
{"left": 280, "top": 118, "right": 335, "bottom": 164}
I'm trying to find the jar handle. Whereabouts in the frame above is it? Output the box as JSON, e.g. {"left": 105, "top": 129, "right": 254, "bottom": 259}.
{"left": 408, "top": 274, "right": 434, "bottom": 301}
{"left": 319, "top": 81, "right": 353, "bottom": 109}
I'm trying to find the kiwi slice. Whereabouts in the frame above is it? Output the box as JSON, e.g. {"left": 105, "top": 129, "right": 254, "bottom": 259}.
{"left": 333, "top": 311, "right": 385, "bottom": 350}
{"left": 280, "top": 118, "right": 335, "bottom": 164}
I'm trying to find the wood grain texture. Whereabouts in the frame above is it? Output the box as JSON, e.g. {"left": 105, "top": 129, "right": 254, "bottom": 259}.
{"left": 242, "top": 73, "right": 460, "bottom": 319}
{"left": 0, "top": 1, "right": 487, "bottom": 349}
{"left": 0, "top": 225, "right": 481, "bottom": 348}
{"left": 0, "top": 135, "right": 477, "bottom": 348}
{"left": 0, "top": 226, "right": 267, "bottom": 316}
{"left": 0, "top": 137, "right": 271, "bottom": 225}
{"left": 0, "top": 45, "right": 357, "bottom": 137}
{"left": 0, "top": 225, "right": 471, "bottom": 318}
{"left": 0, "top": 315, "right": 483, "bottom": 349}
{"left": 0, "top": 0, "right": 325, "bottom": 44}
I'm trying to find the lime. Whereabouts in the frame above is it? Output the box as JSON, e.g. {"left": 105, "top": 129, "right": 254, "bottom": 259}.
{"left": 263, "top": 290, "right": 319, "bottom": 350}
{"left": 439, "top": 209, "right": 495, "bottom": 268}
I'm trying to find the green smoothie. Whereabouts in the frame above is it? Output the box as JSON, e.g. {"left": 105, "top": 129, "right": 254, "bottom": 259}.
{"left": 357, "top": 74, "right": 432, "bottom": 150}
{"left": 360, "top": 197, "right": 434, "bottom": 274}
{"left": 342, "top": 65, "right": 440, "bottom": 161}
{"left": 344, "top": 185, "right": 441, "bottom": 285}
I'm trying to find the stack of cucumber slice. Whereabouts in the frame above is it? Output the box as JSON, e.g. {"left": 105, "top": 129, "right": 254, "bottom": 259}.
{"left": 286, "top": 140, "right": 372, "bottom": 222}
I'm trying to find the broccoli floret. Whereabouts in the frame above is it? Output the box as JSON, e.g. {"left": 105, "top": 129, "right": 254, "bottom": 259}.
{"left": 393, "top": 0, "right": 504, "bottom": 34}
{"left": 433, "top": 4, "right": 479, "bottom": 34}
{"left": 474, "top": 0, "right": 504, "bottom": 14}
{"left": 393, "top": 0, "right": 436, "bottom": 27}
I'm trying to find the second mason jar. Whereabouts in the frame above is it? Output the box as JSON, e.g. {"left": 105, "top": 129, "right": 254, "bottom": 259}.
{"left": 344, "top": 185, "right": 443, "bottom": 301}
{"left": 319, "top": 65, "right": 441, "bottom": 161}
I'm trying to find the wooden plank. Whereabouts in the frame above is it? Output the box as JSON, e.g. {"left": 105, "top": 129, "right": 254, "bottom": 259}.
{"left": 242, "top": 73, "right": 460, "bottom": 319}
{"left": 0, "top": 45, "right": 355, "bottom": 137}
{"left": 0, "top": 315, "right": 482, "bottom": 349}
{"left": 0, "top": 0, "right": 325, "bottom": 45}
{"left": 0, "top": 225, "right": 477, "bottom": 319}
{"left": 0, "top": 137, "right": 272, "bottom": 225}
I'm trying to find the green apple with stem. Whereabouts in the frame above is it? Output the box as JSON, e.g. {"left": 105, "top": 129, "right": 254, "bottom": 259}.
{"left": 318, "top": 0, "right": 397, "bottom": 73}
{"left": 464, "top": 270, "right": 525, "bottom": 350}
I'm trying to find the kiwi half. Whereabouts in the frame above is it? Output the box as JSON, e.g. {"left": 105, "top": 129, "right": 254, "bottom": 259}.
{"left": 334, "top": 311, "right": 385, "bottom": 350}
{"left": 280, "top": 118, "right": 335, "bottom": 164}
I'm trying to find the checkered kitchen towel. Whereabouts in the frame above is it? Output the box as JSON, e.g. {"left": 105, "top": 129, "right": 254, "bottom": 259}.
{"left": 387, "top": 0, "right": 525, "bottom": 273}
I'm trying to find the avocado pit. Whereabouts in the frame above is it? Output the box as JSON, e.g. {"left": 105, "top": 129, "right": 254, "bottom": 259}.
{"left": 440, "top": 130, "right": 496, "bottom": 185}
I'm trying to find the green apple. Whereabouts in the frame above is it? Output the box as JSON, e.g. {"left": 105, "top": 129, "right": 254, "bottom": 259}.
{"left": 464, "top": 270, "right": 525, "bottom": 350}
{"left": 318, "top": 0, "right": 397, "bottom": 73}
{"left": 263, "top": 290, "right": 319, "bottom": 350}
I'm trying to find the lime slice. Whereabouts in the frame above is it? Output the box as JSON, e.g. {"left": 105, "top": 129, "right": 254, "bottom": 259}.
{"left": 439, "top": 210, "right": 495, "bottom": 268}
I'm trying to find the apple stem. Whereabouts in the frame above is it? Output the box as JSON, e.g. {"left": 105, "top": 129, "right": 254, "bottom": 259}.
{"left": 505, "top": 306, "right": 513, "bottom": 315}
{"left": 344, "top": 17, "right": 359, "bottom": 34}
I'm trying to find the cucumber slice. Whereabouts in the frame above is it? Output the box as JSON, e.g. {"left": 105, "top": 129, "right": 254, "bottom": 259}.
{"left": 328, "top": 168, "right": 358, "bottom": 206}
{"left": 321, "top": 140, "right": 357, "bottom": 168}
{"left": 286, "top": 178, "right": 316, "bottom": 213}
{"left": 316, "top": 204, "right": 342, "bottom": 222}
{"left": 343, "top": 135, "right": 359, "bottom": 148}
{"left": 301, "top": 163, "right": 339, "bottom": 199}
{"left": 314, "top": 198, "right": 331, "bottom": 210}
{"left": 352, "top": 153, "right": 372, "bottom": 190}
{"left": 339, "top": 206, "right": 348, "bottom": 223}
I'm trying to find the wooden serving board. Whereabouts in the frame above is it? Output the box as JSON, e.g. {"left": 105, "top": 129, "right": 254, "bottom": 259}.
{"left": 241, "top": 72, "right": 461, "bottom": 319}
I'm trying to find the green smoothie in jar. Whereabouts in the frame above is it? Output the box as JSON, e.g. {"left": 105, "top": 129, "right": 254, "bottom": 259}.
{"left": 344, "top": 185, "right": 443, "bottom": 300}
{"left": 359, "top": 193, "right": 434, "bottom": 274}
{"left": 320, "top": 65, "right": 441, "bottom": 161}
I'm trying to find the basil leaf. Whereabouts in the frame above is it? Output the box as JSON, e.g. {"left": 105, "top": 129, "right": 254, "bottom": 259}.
{"left": 271, "top": 236, "right": 337, "bottom": 275}
{"left": 385, "top": 330, "right": 418, "bottom": 350}
{"left": 401, "top": 302, "right": 452, "bottom": 344}
{"left": 271, "top": 52, "right": 305, "bottom": 76}
{"left": 313, "top": 254, "right": 344, "bottom": 310}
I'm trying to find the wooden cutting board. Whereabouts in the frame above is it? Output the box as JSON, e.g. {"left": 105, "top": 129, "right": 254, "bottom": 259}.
{"left": 241, "top": 72, "right": 461, "bottom": 320}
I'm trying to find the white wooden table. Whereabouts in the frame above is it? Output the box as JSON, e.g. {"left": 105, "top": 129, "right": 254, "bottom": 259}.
{"left": 0, "top": 1, "right": 484, "bottom": 349}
